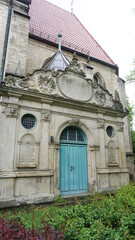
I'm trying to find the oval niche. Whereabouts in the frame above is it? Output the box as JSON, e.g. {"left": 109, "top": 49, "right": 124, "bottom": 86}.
{"left": 58, "top": 74, "right": 92, "bottom": 101}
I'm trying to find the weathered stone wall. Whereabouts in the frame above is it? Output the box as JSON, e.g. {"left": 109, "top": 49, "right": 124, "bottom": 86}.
{"left": 0, "top": 65, "right": 129, "bottom": 206}
{"left": 0, "top": 0, "right": 8, "bottom": 68}
{"left": 5, "top": 11, "right": 30, "bottom": 76}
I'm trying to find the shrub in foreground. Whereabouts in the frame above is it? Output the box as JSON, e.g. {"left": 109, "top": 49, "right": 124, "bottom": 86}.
{"left": 0, "top": 183, "right": 135, "bottom": 239}
{"left": 0, "top": 217, "right": 65, "bottom": 240}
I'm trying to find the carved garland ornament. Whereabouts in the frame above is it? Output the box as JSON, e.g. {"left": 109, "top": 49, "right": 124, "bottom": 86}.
{"left": 95, "top": 90, "right": 106, "bottom": 106}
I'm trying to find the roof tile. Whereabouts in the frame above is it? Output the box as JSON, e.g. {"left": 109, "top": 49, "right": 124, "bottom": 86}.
{"left": 29, "top": 0, "right": 116, "bottom": 66}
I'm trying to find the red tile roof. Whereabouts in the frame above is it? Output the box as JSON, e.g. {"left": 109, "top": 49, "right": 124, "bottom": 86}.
{"left": 29, "top": 0, "right": 116, "bottom": 66}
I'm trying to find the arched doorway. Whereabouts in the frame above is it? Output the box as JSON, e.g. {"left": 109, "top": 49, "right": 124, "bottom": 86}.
{"left": 60, "top": 126, "right": 88, "bottom": 195}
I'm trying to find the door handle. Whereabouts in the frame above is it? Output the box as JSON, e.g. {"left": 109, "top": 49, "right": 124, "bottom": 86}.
{"left": 70, "top": 166, "right": 73, "bottom": 171}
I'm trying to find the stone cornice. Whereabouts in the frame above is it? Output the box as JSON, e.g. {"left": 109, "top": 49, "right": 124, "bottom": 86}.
{"left": 0, "top": 86, "right": 128, "bottom": 118}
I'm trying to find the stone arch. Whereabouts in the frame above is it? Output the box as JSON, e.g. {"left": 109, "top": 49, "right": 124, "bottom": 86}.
{"left": 93, "top": 72, "right": 105, "bottom": 87}
{"left": 55, "top": 120, "right": 94, "bottom": 146}
{"left": 19, "top": 134, "right": 36, "bottom": 163}
{"left": 108, "top": 140, "right": 116, "bottom": 164}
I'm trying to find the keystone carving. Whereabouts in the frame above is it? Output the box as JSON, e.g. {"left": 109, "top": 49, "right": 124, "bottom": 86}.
{"left": 97, "top": 119, "right": 105, "bottom": 128}
{"left": 69, "top": 118, "right": 81, "bottom": 125}
{"left": 95, "top": 90, "right": 106, "bottom": 106}
{"left": 2, "top": 106, "right": 19, "bottom": 118}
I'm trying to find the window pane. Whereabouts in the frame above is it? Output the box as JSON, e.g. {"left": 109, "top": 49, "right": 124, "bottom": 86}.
{"left": 21, "top": 114, "right": 36, "bottom": 129}
{"left": 69, "top": 128, "right": 76, "bottom": 141}
{"left": 77, "top": 131, "right": 84, "bottom": 141}
{"left": 106, "top": 126, "right": 114, "bottom": 138}
{"left": 60, "top": 129, "right": 67, "bottom": 140}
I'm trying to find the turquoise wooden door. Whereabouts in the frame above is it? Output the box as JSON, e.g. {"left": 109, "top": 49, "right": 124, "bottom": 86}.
{"left": 60, "top": 127, "right": 87, "bottom": 195}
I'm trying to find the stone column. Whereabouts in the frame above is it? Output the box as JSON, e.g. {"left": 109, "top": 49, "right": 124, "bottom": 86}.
{"left": 97, "top": 118, "right": 106, "bottom": 168}
{"left": 39, "top": 111, "right": 50, "bottom": 170}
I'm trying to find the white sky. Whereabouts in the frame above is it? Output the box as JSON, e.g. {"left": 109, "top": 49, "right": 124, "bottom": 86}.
{"left": 47, "top": 0, "right": 135, "bottom": 79}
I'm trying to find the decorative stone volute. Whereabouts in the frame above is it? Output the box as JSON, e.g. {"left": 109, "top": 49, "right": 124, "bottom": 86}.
{"left": 2, "top": 106, "right": 19, "bottom": 118}
{"left": 94, "top": 90, "right": 106, "bottom": 106}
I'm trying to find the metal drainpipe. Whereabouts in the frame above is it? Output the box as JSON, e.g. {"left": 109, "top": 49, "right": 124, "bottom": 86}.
{"left": 0, "top": 0, "right": 13, "bottom": 84}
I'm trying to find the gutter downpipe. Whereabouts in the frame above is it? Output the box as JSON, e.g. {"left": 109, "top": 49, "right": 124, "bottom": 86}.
{"left": 0, "top": 0, "right": 13, "bottom": 84}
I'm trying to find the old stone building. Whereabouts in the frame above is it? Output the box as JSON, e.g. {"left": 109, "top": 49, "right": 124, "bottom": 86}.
{"left": 0, "top": 0, "right": 133, "bottom": 207}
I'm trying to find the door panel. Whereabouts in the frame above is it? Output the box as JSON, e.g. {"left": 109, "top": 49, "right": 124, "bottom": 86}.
{"left": 69, "top": 145, "right": 78, "bottom": 191}
{"left": 60, "top": 144, "right": 69, "bottom": 192}
{"left": 60, "top": 143, "right": 87, "bottom": 195}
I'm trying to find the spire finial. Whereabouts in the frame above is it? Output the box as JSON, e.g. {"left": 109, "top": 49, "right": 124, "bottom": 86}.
{"left": 58, "top": 32, "right": 62, "bottom": 51}
{"left": 70, "top": 0, "right": 75, "bottom": 14}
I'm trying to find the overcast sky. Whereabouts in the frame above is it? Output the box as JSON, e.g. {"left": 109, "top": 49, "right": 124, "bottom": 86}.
{"left": 47, "top": 0, "right": 135, "bottom": 79}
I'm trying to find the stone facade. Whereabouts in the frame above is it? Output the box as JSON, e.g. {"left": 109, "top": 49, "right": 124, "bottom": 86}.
{"left": 0, "top": 0, "right": 133, "bottom": 207}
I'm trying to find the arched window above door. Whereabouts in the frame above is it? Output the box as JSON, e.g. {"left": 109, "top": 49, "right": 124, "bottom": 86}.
{"left": 60, "top": 127, "right": 86, "bottom": 144}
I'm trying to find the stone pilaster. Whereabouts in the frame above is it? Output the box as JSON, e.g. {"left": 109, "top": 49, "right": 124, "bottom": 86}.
{"left": 117, "top": 122, "right": 127, "bottom": 168}
{"left": 97, "top": 118, "right": 106, "bottom": 168}
{"left": 0, "top": 96, "right": 19, "bottom": 171}
{"left": 39, "top": 111, "right": 50, "bottom": 170}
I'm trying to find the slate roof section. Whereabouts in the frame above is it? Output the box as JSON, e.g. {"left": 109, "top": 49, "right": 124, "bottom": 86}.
{"left": 29, "top": 0, "right": 116, "bottom": 66}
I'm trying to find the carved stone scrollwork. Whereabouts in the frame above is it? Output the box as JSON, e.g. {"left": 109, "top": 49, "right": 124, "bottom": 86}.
{"left": 97, "top": 119, "right": 105, "bottom": 129}
{"left": 113, "top": 90, "right": 123, "bottom": 111}
{"left": 95, "top": 90, "right": 106, "bottom": 106}
{"left": 41, "top": 111, "right": 51, "bottom": 121}
{"left": 38, "top": 73, "right": 55, "bottom": 93}
{"left": 92, "top": 81, "right": 98, "bottom": 89}
{"left": 113, "top": 100, "right": 123, "bottom": 111}
{"left": 6, "top": 75, "right": 28, "bottom": 88}
{"left": 6, "top": 75, "right": 16, "bottom": 87}
{"left": 117, "top": 123, "right": 124, "bottom": 131}
{"left": 2, "top": 106, "right": 19, "bottom": 118}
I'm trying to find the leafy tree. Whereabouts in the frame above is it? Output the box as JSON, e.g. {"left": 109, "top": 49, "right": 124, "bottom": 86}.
{"left": 126, "top": 97, "right": 134, "bottom": 129}
{"left": 126, "top": 97, "right": 135, "bottom": 162}
{"left": 126, "top": 58, "right": 135, "bottom": 161}
{"left": 126, "top": 58, "right": 135, "bottom": 82}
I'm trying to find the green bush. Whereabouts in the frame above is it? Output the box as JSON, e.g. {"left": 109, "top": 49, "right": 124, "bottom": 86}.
{"left": 0, "top": 183, "right": 135, "bottom": 239}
